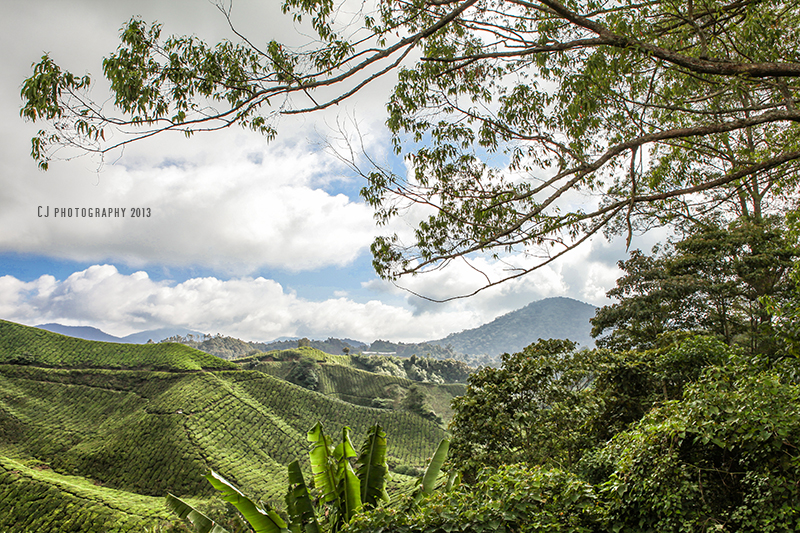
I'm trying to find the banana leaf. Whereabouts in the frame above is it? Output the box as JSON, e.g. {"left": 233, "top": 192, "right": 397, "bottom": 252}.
{"left": 421, "top": 439, "right": 450, "bottom": 495}
{"left": 338, "top": 457, "right": 363, "bottom": 524}
{"left": 446, "top": 469, "right": 462, "bottom": 492}
{"left": 356, "top": 424, "right": 390, "bottom": 507}
{"left": 205, "top": 470, "right": 289, "bottom": 533}
{"left": 307, "top": 422, "right": 339, "bottom": 504}
{"left": 333, "top": 426, "right": 358, "bottom": 462}
{"left": 165, "top": 493, "right": 230, "bottom": 533}
{"left": 335, "top": 427, "right": 362, "bottom": 524}
{"left": 286, "top": 460, "right": 320, "bottom": 533}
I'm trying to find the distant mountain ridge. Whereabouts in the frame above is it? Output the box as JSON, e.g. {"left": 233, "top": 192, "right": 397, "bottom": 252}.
{"left": 35, "top": 323, "right": 122, "bottom": 343}
{"left": 35, "top": 323, "right": 204, "bottom": 344}
{"left": 431, "top": 297, "right": 597, "bottom": 361}
{"left": 34, "top": 296, "right": 599, "bottom": 364}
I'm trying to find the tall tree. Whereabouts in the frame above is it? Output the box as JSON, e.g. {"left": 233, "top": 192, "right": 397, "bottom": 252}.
{"left": 448, "top": 339, "right": 595, "bottom": 480}
{"left": 592, "top": 217, "right": 799, "bottom": 354}
{"left": 20, "top": 0, "right": 800, "bottom": 296}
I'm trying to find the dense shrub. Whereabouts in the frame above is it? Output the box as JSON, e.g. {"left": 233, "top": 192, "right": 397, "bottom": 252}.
{"left": 286, "top": 358, "right": 320, "bottom": 391}
{"left": 345, "top": 464, "right": 600, "bottom": 533}
{"left": 600, "top": 360, "right": 800, "bottom": 532}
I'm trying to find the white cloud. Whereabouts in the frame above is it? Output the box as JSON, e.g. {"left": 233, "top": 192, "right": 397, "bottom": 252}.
{"left": 0, "top": 134, "right": 379, "bottom": 273}
{"left": 3, "top": 0, "right": 396, "bottom": 276}
{"left": 0, "top": 0, "right": 639, "bottom": 344}
{"left": 0, "top": 265, "right": 498, "bottom": 342}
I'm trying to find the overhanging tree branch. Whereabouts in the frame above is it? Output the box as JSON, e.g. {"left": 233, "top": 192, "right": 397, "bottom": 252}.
{"left": 19, "top": 0, "right": 800, "bottom": 299}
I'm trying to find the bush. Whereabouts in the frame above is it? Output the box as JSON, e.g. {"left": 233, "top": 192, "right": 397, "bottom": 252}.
{"left": 345, "top": 464, "right": 600, "bottom": 533}
{"left": 600, "top": 362, "right": 800, "bottom": 532}
{"left": 286, "top": 359, "right": 319, "bottom": 391}
{"left": 393, "top": 465, "right": 423, "bottom": 477}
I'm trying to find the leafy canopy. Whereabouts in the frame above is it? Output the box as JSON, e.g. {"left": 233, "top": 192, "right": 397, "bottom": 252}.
{"left": 439, "top": 333, "right": 800, "bottom": 532}
{"left": 20, "top": 0, "right": 800, "bottom": 296}
{"left": 592, "top": 216, "right": 799, "bottom": 354}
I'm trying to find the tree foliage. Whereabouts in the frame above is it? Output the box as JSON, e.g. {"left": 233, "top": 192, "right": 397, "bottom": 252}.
{"left": 345, "top": 464, "right": 599, "bottom": 533}
{"left": 448, "top": 339, "right": 596, "bottom": 480}
{"left": 601, "top": 359, "right": 800, "bottom": 532}
{"left": 20, "top": 0, "right": 800, "bottom": 295}
{"left": 286, "top": 358, "right": 320, "bottom": 391}
{"left": 395, "top": 334, "right": 800, "bottom": 532}
{"left": 592, "top": 217, "right": 799, "bottom": 354}
{"left": 447, "top": 335, "right": 733, "bottom": 481}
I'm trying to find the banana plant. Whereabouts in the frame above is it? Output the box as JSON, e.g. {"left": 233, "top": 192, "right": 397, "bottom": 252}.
{"left": 286, "top": 460, "right": 320, "bottom": 533}
{"left": 205, "top": 470, "right": 290, "bottom": 533}
{"left": 165, "top": 493, "right": 232, "bottom": 533}
{"left": 356, "top": 424, "right": 390, "bottom": 507}
{"left": 410, "top": 438, "right": 454, "bottom": 506}
{"left": 307, "top": 422, "right": 362, "bottom": 531}
{"left": 167, "top": 422, "right": 447, "bottom": 533}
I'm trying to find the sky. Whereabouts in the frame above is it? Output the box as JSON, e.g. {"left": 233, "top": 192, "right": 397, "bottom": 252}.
{"left": 0, "top": 0, "right": 666, "bottom": 343}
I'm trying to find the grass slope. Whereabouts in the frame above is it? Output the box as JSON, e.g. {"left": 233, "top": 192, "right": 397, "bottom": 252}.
{"left": 246, "top": 347, "right": 468, "bottom": 422}
{"left": 0, "top": 320, "right": 236, "bottom": 371}
{"left": 0, "top": 456, "right": 179, "bottom": 532}
{"left": 0, "top": 321, "right": 450, "bottom": 532}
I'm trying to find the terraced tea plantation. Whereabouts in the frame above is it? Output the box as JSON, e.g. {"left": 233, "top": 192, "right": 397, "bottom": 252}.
{"left": 246, "top": 348, "right": 468, "bottom": 421}
{"left": 0, "top": 321, "right": 453, "bottom": 532}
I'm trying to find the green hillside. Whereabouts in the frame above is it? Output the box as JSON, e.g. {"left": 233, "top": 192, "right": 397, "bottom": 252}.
{"left": 242, "top": 347, "right": 468, "bottom": 422}
{"left": 0, "top": 456, "right": 177, "bottom": 533}
{"left": 0, "top": 319, "right": 236, "bottom": 371}
{"left": 0, "top": 321, "right": 451, "bottom": 532}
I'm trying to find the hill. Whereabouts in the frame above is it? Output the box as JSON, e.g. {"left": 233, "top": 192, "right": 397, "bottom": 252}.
{"left": 0, "top": 321, "right": 453, "bottom": 532}
{"left": 239, "top": 347, "right": 469, "bottom": 423}
{"left": 159, "top": 334, "right": 370, "bottom": 360}
{"left": 3, "top": 320, "right": 235, "bottom": 371}
{"left": 364, "top": 340, "right": 459, "bottom": 359}
{"left": 35, "top": 323, "right": 123, "bottom": 343}
{"left": 432, "top": 297, "right": 598, "bottom": 363}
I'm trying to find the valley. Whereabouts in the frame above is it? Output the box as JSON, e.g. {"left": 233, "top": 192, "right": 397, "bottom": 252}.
{"left": 0, "top": 320, "right": 462, "bottom": 532}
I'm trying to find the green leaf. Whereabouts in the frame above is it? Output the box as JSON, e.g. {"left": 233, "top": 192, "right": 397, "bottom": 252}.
{"left": 445, "top": 470, "right": 461, "bottom": 492}
{"left": 333, "top": 426, "right": 358, "bottom": 462}
{"left": 205, "top": 470, "right": 289, "bottom": 533}
{"left": 286, "top": 460, "right": 320, "bottom": 533}
{"left": 165, "top": 493, "right": 230, "bottom": 533}
{"left": 307, "top": 422, "right": 339, "bottom": 504}
{"left": 421, "top": 439, "right": 449, "bottom": 495}
{"left": 356, "top": 424, "right": 390, "bottom": 507}
{"left": 339, "top": 456, "right": 363, "bottom": 523}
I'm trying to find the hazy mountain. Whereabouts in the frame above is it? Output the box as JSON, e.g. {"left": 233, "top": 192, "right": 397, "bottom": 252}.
{"left": 35, "top": 323, "right": 204, "bottom": 344}
{"left": 35, "top": 323, "right": 124, "bottom": 342}
{"left": 34, "top": 297, "right": 599, "bottom": 363}
{"left": 120, "top": 327, "right": 204, "bottom": 344}
{"left": 431, "top": 297, "right": 598, "bottom": 360}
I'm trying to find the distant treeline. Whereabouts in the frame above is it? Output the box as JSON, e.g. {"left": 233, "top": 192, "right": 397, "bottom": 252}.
{"left": 160, "top": 333, "right": 463, "bottom": 362}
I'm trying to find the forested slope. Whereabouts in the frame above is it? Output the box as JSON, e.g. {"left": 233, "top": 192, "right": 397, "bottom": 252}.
{"left": 433, "top": 297, "right": 597, "bottom": 361}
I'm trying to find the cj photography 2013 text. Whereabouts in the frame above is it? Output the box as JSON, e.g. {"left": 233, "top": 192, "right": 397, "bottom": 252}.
{"left": 37, "top": 207, "right": 151, "bottom": 218}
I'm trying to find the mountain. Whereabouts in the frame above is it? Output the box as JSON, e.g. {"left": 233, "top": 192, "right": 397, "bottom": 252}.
{"left": 35, "top": 323, "right": 123, "bottom": 342}
{"left": 35, "top": 323, "right": 204, "bottom": 344}
{"left": 432, "top": 297, "right": 598, "bottom": 361}
{"left": 0, "top": 320, "right": 455, "bottom": 532}
{"left": 120, "top": 327, "right": 204, "bottom": 344}
{"left": 34, "top": 297, "right": 600, "bottom": 365}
